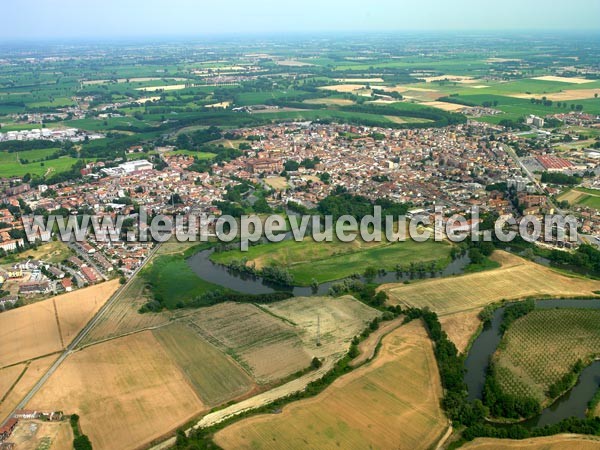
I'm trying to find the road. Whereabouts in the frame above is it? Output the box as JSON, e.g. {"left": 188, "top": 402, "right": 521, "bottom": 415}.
{"left": 1, "top": 242, "right": 162, "bottom": 427}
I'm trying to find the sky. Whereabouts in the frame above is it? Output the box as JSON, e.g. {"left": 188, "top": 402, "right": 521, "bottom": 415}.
{"left": 3, "top": 0, "right": 600, "bottom": 40}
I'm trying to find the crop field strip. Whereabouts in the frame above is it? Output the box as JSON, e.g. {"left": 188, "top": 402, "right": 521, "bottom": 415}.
{"left": 462, "top": 434, "right": 600, "bottom": 449}
{"left": 153, "top": 322, "right": 256, "bottom": 406}
{"left": 184, "top": 302, "right": 312, "bottom": 384}
{"left": 381, "top": 251, "right": 600, "bottom": 315}
{"left": 262, "top": 296, "right": 381, "bottom": 361}
{"left": 0, "top": 355, "right": 58, "bottom": 424}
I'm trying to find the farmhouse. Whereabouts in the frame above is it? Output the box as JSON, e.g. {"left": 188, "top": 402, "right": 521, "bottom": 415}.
{"left": 0, "top": 419, "right": 17, "bottom": 442}
{"left": 18, "top": 280, "right": 51, "bottom": 295}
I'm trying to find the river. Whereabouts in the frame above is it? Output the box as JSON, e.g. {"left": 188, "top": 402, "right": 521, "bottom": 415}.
{"left": 187, "top": 248, "right": 471, "bottom": 296}
{"left": 464, "top": 299, "right": 600, "bottom": 427}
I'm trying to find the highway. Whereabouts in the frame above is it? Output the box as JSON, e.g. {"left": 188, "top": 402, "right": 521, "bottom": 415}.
{"left": 1, "top": 242, "right": 162, "bottom": 427}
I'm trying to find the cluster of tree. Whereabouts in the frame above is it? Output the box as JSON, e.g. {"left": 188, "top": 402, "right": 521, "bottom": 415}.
{"left": 283, "top": 156, "right": 320, "bottom": 171}
{"left": 540, "top": 172, "right": 582, "bottom": 186}
{"left": 0, "top": 139, "right": 57, "bottom": 152}
{"left": 403, "top": 308, "right": 487, "bottom": 426}
{"left": 317, "top": 190, "right": 410, "bottom": 221}
{"left": 371, "top": 88, "right": 403, "bottom": 100}
{"left": 486, "top": 182, "right": 508, "bottom": 192}
{"left": 462, "top": 416, "right": 600, "bottom": 443}
{"left": 438, "top": 95, "right": 478, "bottom": 107}
{"left": 530, "top": 97, "right": 584, "bottom": 111}
{"left": 328, "top": 277, "right": 388, "bottom": 308}
{"left": 140, "top": 287, "right": 293, "bottom": 313}
{"left": 499, "top": 119, "right": 531, "bottom": 131}
{"left": 548, "top": 359, "right": 584, "bottom": 399}
{"left": 340, "top": 104, "right": 467, "bottom": 128}
{"left": 189, "top": 145, "right": 243, "bottom": 173}
{"left": 222, "top": 259, "right": 295, "bottom": 287}
{"left": 500, "top": 299, "right": 535, "bottom": 333}
{"left": 175, "top": 126, "right": 223, "bottom": 150}
{"left": 70, "top": 415, "right": 93, "bottom": 450}
{"left": 547, "top": 244, "right": 600, "bottom": 274}
{"left": 371, "top": 174, "right": 390, "bottom": 182}
{"left": 482, "top": 100, "right": 500, "bottom": 108}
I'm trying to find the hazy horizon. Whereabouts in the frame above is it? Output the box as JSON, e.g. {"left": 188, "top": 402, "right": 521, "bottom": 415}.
{"left": 3, "top": 0, "right": 600, "bottom": 40}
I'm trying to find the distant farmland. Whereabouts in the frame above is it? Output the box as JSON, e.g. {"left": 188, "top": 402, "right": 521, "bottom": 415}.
{"left": 214, "top": 321, "right": 448, "bottom": 450}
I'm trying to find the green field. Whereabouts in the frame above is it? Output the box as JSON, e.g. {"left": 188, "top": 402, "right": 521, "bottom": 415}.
{"left": 165, "top": 149, "right": 216, "bottom": 159}
{"left": 558, "top": 188, "right": 600, "bottom": 210}
{"left": 143, "top": 250, "right": 223, "bottom": 308}
{"left": 153, "top": 322, "right": 254, "bottom": 406}
{"left": 211, "top": 237, "right": 452, "bottom": 285}
{"left": 0, "top": 149, "right": 78, "bottom": 178}
{"left": 494, "top": 309, "right": 600, "bottom": 404}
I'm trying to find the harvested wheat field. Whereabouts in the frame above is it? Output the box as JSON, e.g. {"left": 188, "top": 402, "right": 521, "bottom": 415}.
{"left": 0, "top": 356, "right": 57, "bottom": 423}
{"left": 79, "top": 275, "right": 173, "bottom": 346}
{"left": 320, "top": 84, "right": 367, "bottom": 93}
{"left": 214, "top": 320, "right": 448, "bottom": 450}
{"left": 303, "top": 97, "right": 355, "bottom": 106}
{"left": 6, "top": 419, "right": 73, "bottom": 450}
{"left": 0, "top": 364, "right": 26, "bottom": 401}
{"left": 439, "top": 309, "right": 482, "bottom": 354}
{"left": 185, "top": 302, "right": 311, "bottom": 384}
{"left": 510, "top": 88, "right": 600, "bottom": 101}
{"left": 423, "top": 101, "right": 467, "bottom": 111}
{"left": 381, "top": 251, "right": 600, "bottom": 315}
{"left": 154, "top": 321, "right": 256, "bottom": 405}
{"left": 53, "top": 279, "right": 120, "bottom": 344}
{"left": 262, "top": 296, "right": 380, "bottom": 360}
{"left": 462, "top": 434, "right": 600, "bottom": 449}
{"left": 533, "top": 76, "right": 595, "bottom": 84}
{"left": 0, "top": 299, "right": 61, "bottom": 368}
{"left": 0, "top": 281, "right": 118, "bottom": 367}
{"left": 28, "top": 331, "right": 205, "bottom": 450}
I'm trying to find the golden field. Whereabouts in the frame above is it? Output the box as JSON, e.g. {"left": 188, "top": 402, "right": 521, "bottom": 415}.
{"left": 381, "top": 251, "right": 600, "bottom": 315}
{"left": 214, "top": 320, "right": 448, "bottom": 450}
